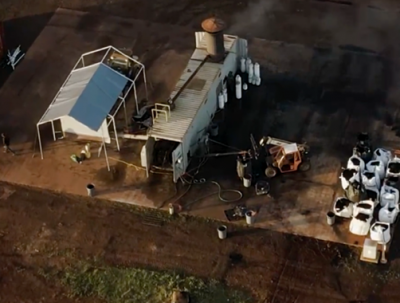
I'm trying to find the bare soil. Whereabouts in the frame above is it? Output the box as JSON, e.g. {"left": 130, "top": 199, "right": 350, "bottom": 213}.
{"left": 2, "top": 1, "right": 400, "bottom": 303}
{"left": 1, "top": 182, "right": 400, "bottom": 303}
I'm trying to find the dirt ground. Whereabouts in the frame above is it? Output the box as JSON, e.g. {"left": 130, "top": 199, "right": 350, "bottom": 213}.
{"left": 2, "top": 0, "right": 400, "bottom": 302}
{"left": 1, "top": 182, "right": 400, "bottom": 303}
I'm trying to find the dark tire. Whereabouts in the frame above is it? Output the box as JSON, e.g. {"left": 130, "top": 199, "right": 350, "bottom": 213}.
{"left": 299, "top": 161, "right": 311, "bottom": 172}
{"left": 265, "top": 167, "right": 278, "bottom": 178}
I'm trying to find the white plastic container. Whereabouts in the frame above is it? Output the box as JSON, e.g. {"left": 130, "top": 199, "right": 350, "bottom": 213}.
{"left": 245, "top": 211, "right": 256, "bottom": 225}
{"left": 362, "top": 171, "right": 381, "bottom": 190}
{"left": 361, "top": 238, "right": 378, "bottom": 260}
{"left": 256, "top": 77, "right": 261, "bottom": 86}
{"left": 366, "top": 160, "right": 385, "bottom": 180}
{"left": 223, "top": 88, "right": 228, "bottom": 103}
{"left": 84, "top": 143, "right": 91, "bottom": 159}
{"left": 169, "top": 204, "right": 175, "bottom": 215}
{"left": 243, "top": 174, "right": 251, "bottom": 188}
{"left": 246, "top": 58, "right": 252, "bottom": 73}
{"left": 347, "top": 155, "right": 365, "bottom": 173}
{"left": 378, "top": 203, "right": 399, "bottom": 224}
{"left": 386, "top": 156, "right": 400, "bottom": 178}
{"left": 243, "top": 83, "right": 248, "bottom": 91}
{"left": 248, "top": 63, "right": 254, "bottom": 84}
{"left": 217, "top": 225, "right": 227, "bottom": 239}
{"left": 374, "top": 148, "right": 392, "bottom": 167}
{"left": 86, "top": 184, "right": 95, "bottom": 197}
{"left": 339, "top": 168, "right": 357, "bottom": 190}
{"left": 370, "top": 222, "right": 391, "bottom": 244}
{"left": 240, "top": 57, "right": 246, "bottom": 73}
{"left": 235, "top": 75, "right": 242, "bottom": 99}
{"left": 327, "top": 211, "right": 335, "bottom": 225}
{"left": 218, "top": 92, "right": 225, "bottom": 109}
{"left": 254, "top": 62, "right": 260, "bottom": 78}
{"left": 380, "top": 185, "right": 399, "bottom": 207}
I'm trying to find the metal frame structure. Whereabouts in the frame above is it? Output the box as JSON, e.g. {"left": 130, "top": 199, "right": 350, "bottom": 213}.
{"left": 36, "top": 46, "right": 148, "bottom": 170}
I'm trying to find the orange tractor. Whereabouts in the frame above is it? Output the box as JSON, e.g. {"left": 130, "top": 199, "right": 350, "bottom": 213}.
{"left": 259, "top": 136, "right": 311, "bottom": 178}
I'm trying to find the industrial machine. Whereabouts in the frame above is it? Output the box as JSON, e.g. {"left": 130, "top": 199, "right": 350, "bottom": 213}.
{"left": 259, "top": 136, "right": 311, "bottom": 178}
{"left": 106, "top": 50, "right": 140, "bottom": 79}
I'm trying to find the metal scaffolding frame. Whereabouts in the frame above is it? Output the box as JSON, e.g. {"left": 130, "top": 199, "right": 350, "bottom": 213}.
{"left": 36, "top": 46, "right": 148, "bottom": 170}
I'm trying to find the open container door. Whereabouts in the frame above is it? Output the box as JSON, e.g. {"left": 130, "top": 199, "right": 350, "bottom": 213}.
{"left": 145, "top": 137, "right": 155, "bottom": 177}
{"left": 172, "top": 143, "right": 185, "bottom": 183}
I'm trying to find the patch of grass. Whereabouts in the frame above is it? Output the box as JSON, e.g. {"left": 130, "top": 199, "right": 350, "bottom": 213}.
{"left": 60, "top": 262, "right": 253, "bottom": 303}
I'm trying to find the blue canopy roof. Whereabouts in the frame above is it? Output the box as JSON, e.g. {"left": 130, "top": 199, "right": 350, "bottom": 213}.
{"left": 39, "top": 63, "right": 128, "bottom": 131}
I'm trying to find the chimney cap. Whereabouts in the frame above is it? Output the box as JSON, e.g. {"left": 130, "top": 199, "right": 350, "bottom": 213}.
{"left": 201, "top": 17, "right": 226, "bottom": 33}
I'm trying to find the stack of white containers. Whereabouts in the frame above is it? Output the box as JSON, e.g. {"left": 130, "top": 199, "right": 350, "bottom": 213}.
{"left": 236, "top": 57, "right": 261, "bottom": 100}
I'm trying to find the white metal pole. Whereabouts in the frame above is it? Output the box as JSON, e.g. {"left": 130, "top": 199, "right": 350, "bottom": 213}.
{"left": 100, "top": 47, "right": 111, "bottom": 64}
{"left": 143, "top": 68, "right": 148, "bottom": 101}
{"left": 123, "top": 98, "right": 128, "bottom": 127}
{"left": 133, "top": 83, "right": 139, "bottom": 113}
{"left": 51, "top": 120, "right": 56, "bottom": 141}
{"left": 101, "top": 127, "right": 110, "bottom": 172}
{"left": 112, "top": 116, "right": 120, "bottom": 151}
{"left": 37, "top": 124, "right": 44, "bottom": 160}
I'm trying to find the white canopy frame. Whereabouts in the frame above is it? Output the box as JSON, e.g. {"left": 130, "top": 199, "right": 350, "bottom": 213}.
{"left": 74, "top": 45, "right": 148, "bottom": 112}
{"left": 36, "top": 46, "right": 149, "bottom": 171}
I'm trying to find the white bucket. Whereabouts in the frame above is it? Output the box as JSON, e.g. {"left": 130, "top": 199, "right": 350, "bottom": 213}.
{"left": 217, "top": 225, "right": 227, "bottom": 239}
{"left": 245, "top": 211, "right": 256, "bottom": 225}
{"left": 169, "top": 204, "right": 175, "bottom": 215}
{"left": 243, "top": 174, "right": 252, "bottom": 188}
{"left": 218, "top": 93, "right": 225, "bottom": 109}
{"left": 327, "top": 211, "right": 335, "bottom": 225}
{"left": 86, "top": 184, "right": 95, "bottom": 197}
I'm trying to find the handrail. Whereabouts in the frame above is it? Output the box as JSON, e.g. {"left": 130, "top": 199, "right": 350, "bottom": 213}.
{"left": 152, "top": 103, "right": 171, "bottom": 122}
{"left": 152, "top": 108, "right": 169, "bottom": 122}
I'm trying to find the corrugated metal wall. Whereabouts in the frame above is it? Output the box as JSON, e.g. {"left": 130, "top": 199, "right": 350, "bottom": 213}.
{"left": 183, "top": 45, "right": 238, "bottom": 159}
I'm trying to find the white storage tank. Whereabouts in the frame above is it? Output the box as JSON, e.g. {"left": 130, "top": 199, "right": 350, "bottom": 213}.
{"left": 235, "top": 75, "right": 242, "bottom": 99}
{"left": 248, "top": 63, "right": 254, "bottom": 84}
{"left": 223, "top": 87, "right": 228, "bottom": 103}
{"left": 240, "top": 57, "right": 246, "bottom": 73}
{"left": 218, "top": 92, "right": 225, "bottom": 109}
{"left": 246, "top": 58, "right": 251, "bottom": 73}
{"left": 254, "top": 62, "right": 260, "bottom": 78}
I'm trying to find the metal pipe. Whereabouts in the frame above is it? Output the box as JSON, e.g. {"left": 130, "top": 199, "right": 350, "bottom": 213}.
{"left": 111, "top": 115, "right": 120, "bottom": 151}
{"left": 37, "top": 124, "right": 43, "bottom": 160}
{"left": 51, "top": 120, "right": 56, "bottom": 141}
{"left": 80, "top": 46, "right": 111, "bottom": 58}
{"left": 100, "top": 48, "right": 111, "bottom": 64}
{"left": 123, "top": 98, "right": 128, "bottom": 127}
{"left": 101, "top": 127, "right": 110, "bottom": 172}
{"left": 204, "top": 151, "right": 247, "bottom": 157}
{"left": 133, "top": 83, "right": 139, "bottom": 113}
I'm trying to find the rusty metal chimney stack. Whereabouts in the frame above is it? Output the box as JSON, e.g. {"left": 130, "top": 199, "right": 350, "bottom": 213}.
{"left": 201, "top": 17, "right": 226, "bottom": 62}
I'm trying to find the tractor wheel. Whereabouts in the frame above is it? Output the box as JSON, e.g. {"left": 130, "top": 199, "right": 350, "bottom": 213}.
{"left": 299, "top": 161, "right": 311, "bottom": 172}
{"left": 265, "top": 167, "right": 278, "bottom": 178}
